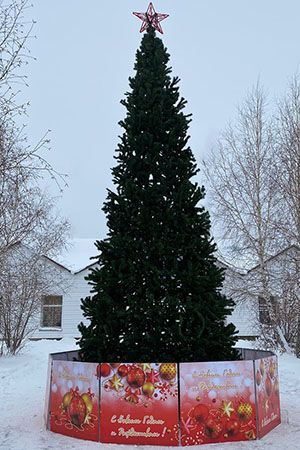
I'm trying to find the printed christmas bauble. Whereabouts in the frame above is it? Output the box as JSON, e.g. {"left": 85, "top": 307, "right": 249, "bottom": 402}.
{"left": 81, "top": 392, "right": 93, "bottom": 414}
{"left": 100, "top": 363, "right": 111, "bottom": 377}
{"left": 192, "top": 404, "right": 209, "bottom": 423}
{"left": 225, "top": 419, "right": 240, "bottom": 436}
{"left": 127, "top": 366, "right": 145, "bottom": 388}
{"left": 204, "top": 418, "right": 223, "bottom": 439}
{"left": 237, "top": 402, "right": 253, "bottom": 422}
{"left": 68, "top": 395, "right": 87, "bottom": 427}
{"left": 159, "top": 363, "right": 177, "bottom": 381}
{"left": 62, "top": 391, "right": 73, "bottom": 412}
{"left": 142, "top": 382, "right": 155, "bottom": 397}
{"left": 118, "top": 364, "right": 128, "bottom": 378}
{"left": 265, "top": 375, "right": 273, "bottom": 397}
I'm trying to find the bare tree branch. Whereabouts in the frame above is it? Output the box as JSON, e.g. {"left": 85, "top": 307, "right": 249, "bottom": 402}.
{"left": 0, "top": 1, "right": 70, "bottom": 354}
{"left": 203, "top": 83, "right": 295, "bottom": 353}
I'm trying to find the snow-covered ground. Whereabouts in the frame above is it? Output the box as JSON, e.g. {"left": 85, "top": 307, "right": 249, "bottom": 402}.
{"left": 0, "top": 339, "right": 299, "bottom": 450}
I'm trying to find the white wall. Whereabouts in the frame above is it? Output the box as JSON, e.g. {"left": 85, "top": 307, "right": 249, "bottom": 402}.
{"left": 228, "top": 298, "right": 258, "bottom": 337}
{"left": 222, "top": 265, "right": 259, "bottom": 338}
{"left": 31, "top": 265, "right": 94, "bottom": 339}
{"left": 60, "top": 267, "right": 93, "bottom": 337}
{"left": 32, "top": 260, "right": 261, "bottom": 340}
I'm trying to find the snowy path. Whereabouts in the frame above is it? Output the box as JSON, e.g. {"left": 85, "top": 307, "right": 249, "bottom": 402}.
{"left": 0, "top": 339, "right": 299, "bottom": 450}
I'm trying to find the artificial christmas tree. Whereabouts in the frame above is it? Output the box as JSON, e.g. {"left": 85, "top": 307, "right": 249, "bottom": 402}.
{"left": 45, "top": 7, "right": 281, "bottom": 446}
{"left": 78, "top": 12, "right": 238, "bottom": 363}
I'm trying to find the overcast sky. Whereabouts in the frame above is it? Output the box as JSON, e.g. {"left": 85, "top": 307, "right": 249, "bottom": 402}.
{"left": 25, "top": 0, "right": 300, "bottom": 239}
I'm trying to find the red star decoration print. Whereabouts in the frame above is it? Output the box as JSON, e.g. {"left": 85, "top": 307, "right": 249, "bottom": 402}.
{"left": 133, "top": 2, "right": 169, "bottom": 34}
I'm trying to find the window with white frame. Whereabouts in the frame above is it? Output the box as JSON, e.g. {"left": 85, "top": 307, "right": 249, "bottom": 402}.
{"left": 41, "top": 295, "right": 63, "bottom": 328}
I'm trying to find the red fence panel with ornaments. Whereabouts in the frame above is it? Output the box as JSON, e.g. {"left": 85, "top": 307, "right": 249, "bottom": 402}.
{"left": 49, "top": 360, "right": 99, "bottom": 441}
{"left": 44, "top": 349, "right": 281, "bottom": 445}
{"left": 179, "top": 361, "right": 257, "bottom": 446}
{"left": 99, "top": 362, "right": 179, "bottom": 446}
{"left": 254, "top": 356, "right": 281, "bottom": 438}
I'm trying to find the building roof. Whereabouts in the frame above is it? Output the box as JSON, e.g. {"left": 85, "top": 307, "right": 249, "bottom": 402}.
{"left": 54, "top": 239, "right": 245, "bottom": 275}
{"left": 247, "top": 244, "right": 300, "bottom": 273}
{"left": 14, "top": 239, "right": 299, "bottom": 276}
{"left": 54, "top": 238, "right": 98, "bottom": 273}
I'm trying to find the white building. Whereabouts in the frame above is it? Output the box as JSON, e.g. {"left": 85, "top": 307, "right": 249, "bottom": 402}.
{"left": 27, "top": 239, "right": 262, "bottom": 341}
{"left": 9, "top": 239, "right": 295, "bottom": 341}
{"left": 221, "top": 264, "right": 258, "bottom": 339}
{"left": 3, "top": 239, "right": 297, "bottom": 346}
{"left": 31, "top": 239, "right": 98, "bottom": 340}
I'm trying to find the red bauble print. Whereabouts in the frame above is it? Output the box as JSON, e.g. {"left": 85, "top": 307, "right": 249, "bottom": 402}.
{"left": 127, "top": 366, "right": 145, "bottom": 388}
{"left": 118, "top": 364, "right": 129, "bottom": 378}
{"left": 265, "top": 375, "right": 273, "bottom": 397}
{"left": 68, "top": 394, "right": 87, "bottom": 427}
{"left": 204, "top": 418, "right": 223, "bottom": 439}
{"left": 100, "top": 363, "right": 111, "bottom": 377}
{"left": 225, "top": 419, "right": 240, "bottom": 436}
{"left": 192, "top": 404, "right": 209, "bottom": 423}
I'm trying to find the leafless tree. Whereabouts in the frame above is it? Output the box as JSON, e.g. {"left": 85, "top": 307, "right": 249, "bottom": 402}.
{"left": 203, "top": 83, "right": 293, "bottom": 352}
{"left": 273, "top": 250, "right": 299, "bottom": 350}
{"left": 0, "top": 1, "right": 34, "bottom": 84}
{"left": 276, "top": 76, "right": 300, "bottom": 356}
{"left": 0, "top": 237, "right": 70, "bottom": 356}
{"left": 0, "top": 122, "right": 67, "bottom": 259}
{"left": 0, "top": 0, "right": 37, "bottom": 120}
{"left": 0, "top": 1, "right": 70, "bottom": 354}
{"left": 0, "top": 1, "right": 67, "bottom": 258}
{"left": 0, "top": 138, "right": 70, "bottom": 355}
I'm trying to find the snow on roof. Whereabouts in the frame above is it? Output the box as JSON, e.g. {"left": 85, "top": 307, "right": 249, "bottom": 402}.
{"left": 55, "top": 238, "right": 98, "bottom": 273}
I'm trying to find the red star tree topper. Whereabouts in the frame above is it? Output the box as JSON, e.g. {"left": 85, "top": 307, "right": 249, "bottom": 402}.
{"left": 133, "top": 2, "right": 169, "bottom": 34}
